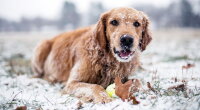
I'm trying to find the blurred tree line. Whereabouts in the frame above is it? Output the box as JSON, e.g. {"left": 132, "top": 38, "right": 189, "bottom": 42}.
{"left": 135, "top": 0, "right": 200, "bottom": 28}
{"left": 0, "top": 0, "right": 199, "bottom": 32}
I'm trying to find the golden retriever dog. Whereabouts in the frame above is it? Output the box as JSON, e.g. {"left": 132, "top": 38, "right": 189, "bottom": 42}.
{"left": 32, "top": 7, "right": 152, "bottom": 103}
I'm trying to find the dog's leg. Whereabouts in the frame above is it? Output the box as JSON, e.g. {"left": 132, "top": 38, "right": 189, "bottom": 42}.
{"left": 63, "top": 81, "right": 112, "bottom": 103}
{"left": 62, "top": 61, "right": 112, "bottom": 103}
{"left": 31, "top": 40, "right": 52, "bottom": 77}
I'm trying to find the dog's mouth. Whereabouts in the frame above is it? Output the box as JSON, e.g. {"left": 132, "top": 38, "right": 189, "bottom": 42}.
{"left": 113, "top": 47, "right": 135, "bottom": 60}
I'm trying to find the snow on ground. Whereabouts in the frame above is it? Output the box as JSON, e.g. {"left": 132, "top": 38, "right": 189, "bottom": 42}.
{"left": 0, "top": 29, "right": 200, "bottom": 110}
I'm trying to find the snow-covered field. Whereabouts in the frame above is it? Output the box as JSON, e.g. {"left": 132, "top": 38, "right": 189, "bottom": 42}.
{"left": 0, "top": 29, "right": 200, "bottom": 110}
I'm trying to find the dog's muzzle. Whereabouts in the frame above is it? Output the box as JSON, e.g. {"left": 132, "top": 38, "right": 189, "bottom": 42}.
{"left": 113, "top": 47, "right": 135, "bottom": 60}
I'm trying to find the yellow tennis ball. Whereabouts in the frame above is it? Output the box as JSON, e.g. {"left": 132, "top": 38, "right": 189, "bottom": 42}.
{"left": 106, "top": 83, "right": 118, "bottom": 98}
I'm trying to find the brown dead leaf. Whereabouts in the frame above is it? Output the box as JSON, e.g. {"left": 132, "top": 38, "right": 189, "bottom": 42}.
{"left": 76, "top": 101, "right": 83, "bottom": 109}
{"left": 130, "top": 96, "right": 140, "bottom": 104}
{"left": 114, "top": 76, "right": 140, "bottom": 104}
{"left": 168, "top": 83, "right": 185, "bottom": 91}
{"left": 147, "top": 82, "right": 157, "bottom": 93}
{"left": 15, "top": 106, "right": 27, "bottom": 110}
{"left": 147, "top": 82, "right": 151, "bottom": 89}
{"left": 182, "top": 63, "right": 195, "bottom": 69}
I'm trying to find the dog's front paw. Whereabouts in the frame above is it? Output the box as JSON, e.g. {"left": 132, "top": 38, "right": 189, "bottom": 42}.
{"left": 93, "top": 92, "right": 113, "bottom": 104}
{"left": 78, "top": 92, "right": 112, "bottom": 103}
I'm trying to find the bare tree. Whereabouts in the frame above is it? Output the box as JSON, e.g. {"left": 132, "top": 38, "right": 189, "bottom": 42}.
{"left": 58, "top": 1, "right": 80, "bottom": 30}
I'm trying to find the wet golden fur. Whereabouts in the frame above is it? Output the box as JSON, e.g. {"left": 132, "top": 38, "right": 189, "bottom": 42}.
{"left": 32, "top": 7, "right": 152, "bottom": 103}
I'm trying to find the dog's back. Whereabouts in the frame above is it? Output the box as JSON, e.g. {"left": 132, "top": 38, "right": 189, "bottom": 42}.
{"left": 31, "top": 26, "right": 92, "bottom": 82}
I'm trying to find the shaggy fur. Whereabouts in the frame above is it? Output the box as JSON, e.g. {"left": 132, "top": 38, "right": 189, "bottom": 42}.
{"left": 31, "top": 7, "right": 152, "bottom": 103}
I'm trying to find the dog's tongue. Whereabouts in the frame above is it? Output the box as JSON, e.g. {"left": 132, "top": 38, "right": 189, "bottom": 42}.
{"left": 119, "top": 50, "right": 131, "bottom": 57}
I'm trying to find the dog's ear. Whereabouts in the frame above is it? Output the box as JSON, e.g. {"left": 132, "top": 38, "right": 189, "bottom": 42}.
{"left": 139, "top": 13, "right": 152, "bottom": 51}
{"left": 94, "top": 12, "right": 109, "bottom": 49}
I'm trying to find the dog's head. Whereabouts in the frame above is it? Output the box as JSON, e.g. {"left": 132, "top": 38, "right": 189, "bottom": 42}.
{"left": 95, "top": 7, "right": 152, "bottom": 62}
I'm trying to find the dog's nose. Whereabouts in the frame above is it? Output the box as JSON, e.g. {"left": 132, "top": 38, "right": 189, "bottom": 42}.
{"left": 120, "top": 34, "right": 134, "bottom": 49}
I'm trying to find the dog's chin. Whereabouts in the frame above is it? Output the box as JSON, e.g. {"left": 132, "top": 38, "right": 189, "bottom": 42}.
{"left": 113, "top": 48, "right": 135, "bottom": 62}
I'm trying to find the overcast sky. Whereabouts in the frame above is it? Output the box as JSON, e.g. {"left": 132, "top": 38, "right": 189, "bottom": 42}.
{"left": 0, "top": 0, "right": 173, "bottom": 21}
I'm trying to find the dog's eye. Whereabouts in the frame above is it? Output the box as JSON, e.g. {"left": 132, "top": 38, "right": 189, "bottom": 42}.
{"left": 110, "top": 20, "right": 119, "bottom": 26}
{"left": 133, "top": 21, "right": 140, "bottom": 27}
